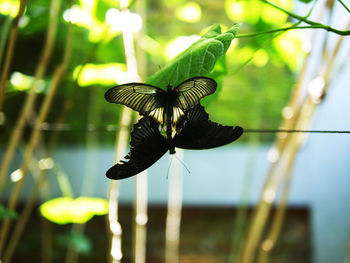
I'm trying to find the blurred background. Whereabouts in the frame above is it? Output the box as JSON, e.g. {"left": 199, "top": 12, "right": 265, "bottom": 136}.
{"left": 0, "top": 0, "right": 350, "bottom": 262}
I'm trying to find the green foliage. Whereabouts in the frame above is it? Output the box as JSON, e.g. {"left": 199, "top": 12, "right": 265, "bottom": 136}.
{"left": 147, "top": 24, "right": 240, "bottom": 87}
{"left": 57, "top": 232, "right": 92, "bottom": 255}
{"left": 295, "top": 0, "right": 313, "bottom": 4}
{"left": 0, "top": 0, "right": 304, "bottom": 145}
{"left": 39, "top": 197, "right": 108, "bottom": 225}
{"left": 0, "top": 204, "right": 17, "bottom": 220}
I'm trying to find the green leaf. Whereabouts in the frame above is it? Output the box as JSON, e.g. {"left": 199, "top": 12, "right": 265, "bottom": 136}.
{"left": 57, "top": 232, "right": 92, "bottom": 255}
{"left": 146, "top": 23, "right": 240, "bottom": 88}
{"left": 39, "top": 197, "right": 108, "bottom": 224}
{"left": 0, "top": 205, "right": 17, "bottom": 220}
{"left": 297, "top": 0, "right": 313, "bottom": 3}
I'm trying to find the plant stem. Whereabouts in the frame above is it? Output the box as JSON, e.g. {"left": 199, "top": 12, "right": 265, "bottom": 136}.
{"left": 0, "top": 16, "right": 12, "bottom": 72}
{"left": 337, "top": 0, "right": 350, "bottom": 14}
{"left": 0, "top": 0, "right": 27, "bottom": 110}
{"left": 0, "top": 19, "right": 73, "bottom": 257}
{"left": 236, "top": 24, "right": 350, "bottom": 38}
{"left": 236, "top": 0, "right": 350, "bottom": 38}
{"left": 0, "top": 0, "right": 61, "bottom": 198}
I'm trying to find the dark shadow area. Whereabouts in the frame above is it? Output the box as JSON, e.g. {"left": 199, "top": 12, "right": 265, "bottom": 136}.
{"left": 10, "top": 204, "right": 311, "bottom": 263}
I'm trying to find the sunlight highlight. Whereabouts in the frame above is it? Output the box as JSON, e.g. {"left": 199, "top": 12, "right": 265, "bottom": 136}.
{"left": 10, "top": 72, "right": 32, "bottom": 91}
{"left": 63, "top": 5, "right": 80, "bottom": 24}
{"left": 261, "top": 0, "right": 293, "bottom": 25}
{"left": 175, "top": 2, "right": 201, "bottom": 23}
{"left": 0, "top": 0, "right": 19, "bottom": 17}
{"left": 38, "top": 158, "right": 54, "bottom": 170}
{"left": 226, "top": 0, "right": 293, "bottom": 25}
{"left": 10, "top": 169, "right": 23, "bottom": 182}
{"left": 308, "top": 76, "right": 325, "bottom": 103}
{"left": 226, "top": 0, "right": 265, "bottom": 24}
{"left": 263, "top": 189, "right": 276, "bottom": 203}
{"left": 225, "top": 1, "right": 246, "bottom": 22}
{"left": 73, "top": 63, "right": 128, "bottom": 86}
{"left": 253, "top": 49, "right": 269, "bottom": 67}
{"left": 10, "top": 72, "right": 45, "bottom": 92}
{"left": 106, "top": 8, "right": 142, "bottom": 33}
{"left": 261, "top": 239, "right": 274, "bottom": 251}
{"left": 267, "top": 147, "right": 280, "bottom": 163}
{"left": 273, "top": 28, "right": 305, "bottom": 71}
{"left": 63, "top": 1, "right": 105, "bottom": 42}
{"left": 111, "top": 236, "right": 123, "bottom": 260}
{"left": 282, "top": 106, "right": 294, "bottom": 119}
{"left": 165, "top": 35, "right": 200, "bottom": 60}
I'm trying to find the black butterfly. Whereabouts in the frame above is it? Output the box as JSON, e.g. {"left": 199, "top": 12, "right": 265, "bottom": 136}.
{"left": 106, "top": 105, "right": 243, "bottom": 180}
{"left": 104, "top": 77, "right": 217, "bottom": 139}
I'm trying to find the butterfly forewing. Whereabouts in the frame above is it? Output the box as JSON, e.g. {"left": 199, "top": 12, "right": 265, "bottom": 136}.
{"left": 104, "top": 83, "right": 163, "bottom": 115}
{"left": 175, "top": 77, "right": 217, "bottom": 111}
{"left": 106, "top": 117, "right": 168, "bottom": 180}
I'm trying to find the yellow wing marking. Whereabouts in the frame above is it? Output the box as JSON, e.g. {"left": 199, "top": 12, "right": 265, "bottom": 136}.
{"left": 172, "top": 107, "right": 184, "bottom": 125}
{"left": 149, "top": 108, "right": 164, "bottom": 124}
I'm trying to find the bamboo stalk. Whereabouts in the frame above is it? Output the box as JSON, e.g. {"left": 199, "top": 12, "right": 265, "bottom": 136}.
{"left": 165, "top": 150, "right": 184, "bottom": 263}
{"left": 0, "top": 0, "right": 62, "bottom": 197}
{"left": 107, "top": 1, "right": 146, "bottom": 262}
{"left": 256, "top": 20, "right": 350, "bottom": 263}
{"left": 228, "top": 134, "right": 259, "bottom": 263}
{"left": 108, "top": 107, "right": 132, "bottom": 263}
{"left": 2, "top": 163, "right": 47, "bottom": 263}
{"left": 257, "top": 132, "right": 305, "bottom": 263}
{"left": 240, "top": 14, "right": 350, "bottom": 263}
{"left": 0, "top": 19, "right": 73, "bottom": 257}
{"left": 238, "top": 2, "right": 338, "bottom": 262}
{"left": 133, "top": 171, "right": 148, "bottom": 263}
{"left": 0, "top": 65, "right": 65, "bottom": 256}
{"left": 0, "top": 0, "right": 27, "bottom": 110}
{"left": 239, "top": 71, "right": 314, "bottom": 263}
{"left": 0, "top": 16, "right": 12, "bottom": 71}
{"left": 0, "top": 134, "right": 53, "bottom": 262}
{"left": 41, "top": 217, "right": 53, "bottom": 263}
{"left": 132, "top": 0, "right": 149, "bottom": 262}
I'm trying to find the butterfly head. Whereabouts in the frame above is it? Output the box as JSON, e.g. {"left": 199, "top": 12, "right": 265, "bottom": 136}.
{"left": 166, "top": 84, "right": 173, "bottom": 92}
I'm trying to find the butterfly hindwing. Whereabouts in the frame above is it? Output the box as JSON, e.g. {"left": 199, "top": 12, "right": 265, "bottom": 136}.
{"left": 174, "top": 104, "right": 244, "bottom": 150}
{"left": 106, "top": 117, "right": 168, "bottom": 180}
{"left": 174, "top": 77, "right": 217, "bottom": 111}
{"left": 104, "top": 83, "right": 163, "bottom": 115}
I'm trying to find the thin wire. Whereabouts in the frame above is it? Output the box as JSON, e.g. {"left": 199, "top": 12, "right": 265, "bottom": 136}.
{"left": 3, "top": 122, "right": 350, "bottom": 134}
{"left": 244, "top": 129, "right": 350, "bottom": 134}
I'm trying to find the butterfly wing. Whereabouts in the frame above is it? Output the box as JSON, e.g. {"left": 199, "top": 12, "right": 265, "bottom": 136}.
{"left": 174, "top": 77, "right": 217, "bottom": 111}
{"left": 106, "top": 117, "right": 168, "bottom": 180}
{"left": 104, "top": 83, "right": 164, "bottom": 116}
{"left": 173, "top": 104, "right": 244, "bottom": 149}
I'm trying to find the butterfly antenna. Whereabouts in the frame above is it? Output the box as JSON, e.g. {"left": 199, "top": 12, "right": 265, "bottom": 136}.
{"left": 166, "top": 155, "right": 174, "bottom": 179}
{"left": 174, "top": 154, "right": 191, "bottom": 175}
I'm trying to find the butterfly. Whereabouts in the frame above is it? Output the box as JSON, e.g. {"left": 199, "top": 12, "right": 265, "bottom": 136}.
{"left": 104, "top": 77, "right": 217, "bottom": 139}
{"left": 106, "top": 104, "right": 244, "bottom": 179}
